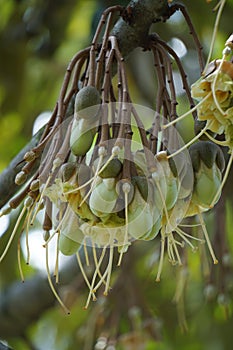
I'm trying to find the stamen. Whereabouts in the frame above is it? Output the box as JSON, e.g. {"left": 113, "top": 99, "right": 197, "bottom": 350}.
{"left": 167, "top": 234, "right": 176, "bottom": 264}
{"left": 167, "top": 123, "right": 209, "bottom": 159}
{"left": 176, "top": 227, "right": 198, "bottom": 251}
{"left": 78, "top": 146, "right": 107, "bottom": 208}
{"left": 210, "top": 151, "right": 233, "bottom": 208}
{"left": 64, "top": 146, "right": 121, "bottom": 196}
{"left": 163, "top": 92, "right": 212, "bottom": 129}
{"left": 54, "top": 231, "right": 60, "bottom": 283}
{"left": 17, "top": 237, "right": 24, "bottom": 282}
{"left": 43, "top": 230, "right": 57, "bottom": 248}
{"left": 117, "top": 182, "right": 130, "bottom": 266}
{"left": 83, "top": 237, "right": 90, "bottom": 266}
{"left": 197, "top": 209, "right": 218, "bottom": 264}
{"left": 156, "top": 227, "right": 166, "bottom": 282}
{"left": 171, "top": 233, "right": 182, "bottom": 266}
{"left": 45, "top": 244, "right": 70, "bottom": 314}
{"left": 203, "top": 0, "right": 227, "bottom": 73}
{"left": 0, "top": 206, "right": 27, "bottom": 263}
{"left": 92, "top": 246, "right": 108, "bottom": 292}
{"left": 152, "top": 172, "right": 170, "bottom": 228}
{"left": 92, "top": 244, "right": 107, "bottom": 285}
{"left": 76, "top": 250, "right": 97, "bottom": 303}
{"left": 203, "top": 131, "right": 228, "bottom": 146}
{"left": 84, "top": 246, "right": 107, "bottom": 309}
{"left": 103, "top": 244, "right": 114, "bottom": 296}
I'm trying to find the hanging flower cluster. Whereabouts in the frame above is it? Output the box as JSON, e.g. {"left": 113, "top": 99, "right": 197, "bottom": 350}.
{"left": 0, "top": 3, "right": 228, "bottom": 312}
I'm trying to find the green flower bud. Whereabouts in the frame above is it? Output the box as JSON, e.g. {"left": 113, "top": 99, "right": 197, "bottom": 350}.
{"left": 74, "top": 86, "right": 101, "bottom": 120}
{"left": 98, "top": 157, "right": 122, "bottom": 178}
{"left": 59, "top": 209, "right": 83, "bottom": 255}
{"left": 189, "top": 141, "right": 224, "bottom": 209}
{"left": 60, "top": 162, "right": 77, "bottom": 182}
{"left": 24, "top": 150, "right": 36, "bottom": 162}
{"left": 15, "top": 171, "right": 27, "bottom": 185}
{"left": 59, "top": 234, "right": 81, "bottom": 256}
{"left": 132, "top": 176, "right": 148, "bottom": 202}
{"left": 70, "top": 118, "right": 96, "bottom": 156}
{"left": 189, "top": 141, "right": 225, "bottom": 172}
{"left": 128, "top": 188, "right": 158, "bottom": 240}
{"left": 89, "top": 178, "right": 118, "bottom": 217}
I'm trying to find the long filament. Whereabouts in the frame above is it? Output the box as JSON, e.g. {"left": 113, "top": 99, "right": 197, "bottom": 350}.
{"left": 210, "top": 151, "right": 233, "bottom": 208}
{"left": 0, "top": 206, "right": 27, "bottom": 263}
{"left": 45, "top": 244, "right": 70, "bottom": 314}
{"left": 203, "top": 0, "right": 227, "bottom": 74}
{"left": 156, "top": 227, "right": 166, "bottom": 282}
{"left": 167, "top": 123, "right": 209, "bottom": 159}
{"left": 163, "top": 92, "right": 212, "bottom": 129}
{"left": 197, "top": 209, "right": 218, "bottom": 264}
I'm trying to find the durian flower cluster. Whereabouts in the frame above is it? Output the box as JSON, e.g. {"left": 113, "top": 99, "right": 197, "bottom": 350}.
{"left": 0, "top": 5, "right": 228, "bottom": 312}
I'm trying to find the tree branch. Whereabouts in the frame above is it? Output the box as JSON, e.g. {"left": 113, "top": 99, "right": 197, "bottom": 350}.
{"left": 0, "top": 128, "right": 44, "bottom": 209}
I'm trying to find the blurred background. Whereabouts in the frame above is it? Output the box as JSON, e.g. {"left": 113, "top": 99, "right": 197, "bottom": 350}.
{"left": 1, "top": 0, "right": 233, "bottom": 349}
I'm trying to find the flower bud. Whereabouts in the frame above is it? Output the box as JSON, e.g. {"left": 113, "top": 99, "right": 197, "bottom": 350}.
{"left": 24, "top": 150, "right": 36, "bottom": 162}
{"left": 15, "top": 171, "right": 27, "bottom": 185}
{"left": 74, "top": 86, "right": 101, "bottom": 120}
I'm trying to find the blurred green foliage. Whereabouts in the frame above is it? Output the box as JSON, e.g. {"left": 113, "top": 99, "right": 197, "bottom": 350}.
{"left": 1, "top": 0, "right": 233, "bottom": 349}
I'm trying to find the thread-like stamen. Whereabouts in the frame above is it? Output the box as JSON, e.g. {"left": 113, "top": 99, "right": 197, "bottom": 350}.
{"left": 83, "top": 237, "right": 90, "bottom": 266}
{"left": 167, "top": 123, "right": 209, "bottom": 159}
{"left": 197, "top": 209, "right": 218, "bottom": 264}
{"left": 203, "top": 0, "right": 226, "bottom": 74}
{"left": 163, "top": 92, "right": 212, "bottom": 129}
{"left": 17, "top": 238, "right": 24, "bottom": 282}
{"left": 167, "top": 234, "right": 176, "bottom": 264}
{"left": 92, "top": 244, "right": 107, "bottom": 285}
{"left": 25, "top": 208, "right": 33, "bottom": 264}
{"left": 176, "top": 227, "right": 198, "bottom": 252}
{"left": 171, "top": 233, "right": 182, "bottom": 266}
{"left": 64, "top": 146, "right": 121, "bottom": 196}
{"left": 117, "top": 182, "right": 130, "bottom": 266}
{"left": 76, "top": 250, "right": 96, "bottom": 301}
{"left": 92, "top": 246, "right": 108, "bottom": 292}
{"left": 152, "top": 172, "right": 170, "bottom": 229}
{"left": 30, "top": 179, "right": 50, "bottom": 225}
{"left": 210, "top": 151, "right": 233, "bottom": 208}
{"left": 45, "top": 244, "right": 70, "bottom": 314}
{"left": 177, "top": 226, "right": 205, "bottom": 243}
{"left": 156, "top": 227, "right": 166, "bottom": 282}
{"left": 203, "top": 131, "right": 228, "bottom": 146}
{"left": 54, "top": 231, "right": 60, "bottom": 283}
{"left": 103, "top": 243, "right": 114, "bottom": 296}
{"left": 43, "top": 230, "right": 57, "bottom": 247}
{"left": 78, "top": 146, "right": 107, "bottom": 208}
{"left": 84, "top": 246, "right": 107, "bottom": 309}
{"left": 0, "top": 206, "right": 27, "bottom": 263}
{"left": 178, "top": 223, "right": 202, "bottom": 228}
